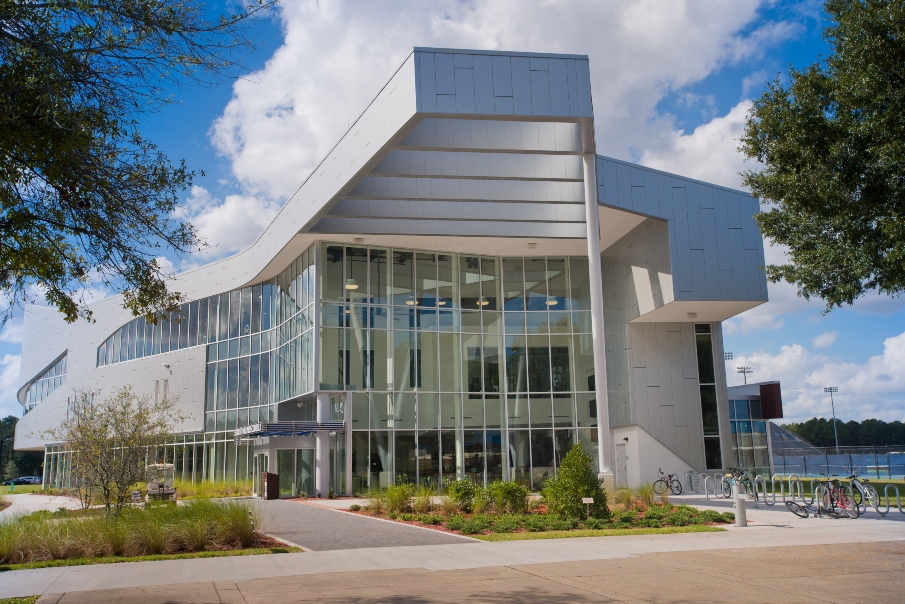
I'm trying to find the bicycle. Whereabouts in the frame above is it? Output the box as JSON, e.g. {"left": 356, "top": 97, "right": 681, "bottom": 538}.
{"left": 720, "top": 467, "right": 758, "bottom": 501}
{"left": 786, "top": 475, "right": 858, "bottom": 519}
{"left": 847, "top": 474, "right": 879, "bottom": 510}
{"left": 653, "top": 469, "right": 683, "bottom": 495}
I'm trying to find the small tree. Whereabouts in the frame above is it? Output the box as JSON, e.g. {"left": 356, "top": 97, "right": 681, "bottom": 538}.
{"left": 542, "top": 443, "right": 609, "bottom": 519}
{"left": 45, "top": 387, "right": 183, "bottom": 515}
{"left": 3, "top": 458, "right": 19, "bottom": 481}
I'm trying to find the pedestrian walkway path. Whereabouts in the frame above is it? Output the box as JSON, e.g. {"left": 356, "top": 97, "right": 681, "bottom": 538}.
{"left": 3, "top": 503, "right": 904, "bottom": 599}
{"left": 0, "top": 493, "right": 80, "bottom": 519}
{"left": 250, "top": 499, "right": 473, "bottom": 550}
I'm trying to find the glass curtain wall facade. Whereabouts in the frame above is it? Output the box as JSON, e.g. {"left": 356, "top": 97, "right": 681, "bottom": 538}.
{"left": 728, "top": 399, "right": 769, "bottom": 474}
{"left": 22, "top": 354, "right": 67, "bottom": 412}
{"left": 321, "top": 243, "right": 599, "bottom": 491}
{"left": 694, "top": 324, "right": 723, "bottom": 470}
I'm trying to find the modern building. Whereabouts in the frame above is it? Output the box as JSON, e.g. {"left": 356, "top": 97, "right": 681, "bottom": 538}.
{"left": 725, "top": 381, "right": 783, "bottom": 475}
{"left": 15, "top": 48, "right": 768, "bottom": 495}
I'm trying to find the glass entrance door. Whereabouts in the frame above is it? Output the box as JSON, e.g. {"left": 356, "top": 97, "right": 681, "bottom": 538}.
{"left": 253, "top": 453, "right": 268, "bottom": 497}
{"left": 273, "top": 449, "right": 316, "bottom": 497}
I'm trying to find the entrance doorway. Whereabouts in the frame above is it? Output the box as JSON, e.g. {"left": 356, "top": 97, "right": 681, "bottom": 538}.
{"left": 276, "top": 449, "right": 315, "bottom": 498}
{"left": 253, "top": 453, "right": 269, "bottom": 497}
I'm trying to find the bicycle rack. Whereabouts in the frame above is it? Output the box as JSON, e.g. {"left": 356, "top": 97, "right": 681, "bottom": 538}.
{"left": 787, "top": 475, "right": 805, "bottom": 502}
{"left": 703, "top": 473, "right": 728, "bottom": 501}
{"left": 684, "top": 470, "right": 704, "bottom": 493}
{"left": 753, "top": 475, "right": 783, "bottom": 506}
{"left": 865, "top": 484, "right": 905, "bottom": 516}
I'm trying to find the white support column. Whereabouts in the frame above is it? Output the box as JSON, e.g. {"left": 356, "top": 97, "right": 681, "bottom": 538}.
{"left": 583, "top": 153, "right": 614, "bottom": 484}
{"left": 315, "top": 393, "right": 330, "bottom": 497}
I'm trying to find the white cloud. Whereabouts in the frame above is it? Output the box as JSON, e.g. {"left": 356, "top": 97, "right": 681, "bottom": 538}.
{"left": 172, "top": 186, "right": 281, "bottom": 265}
{"left": 726, "top": 331, "right": 905, "bottom": 423}
{"left": 640, "top": 100, "right": 754, "bottom": 190}
{"left": 812, "top": 331, "right": 838, "bottom": 349}
{"left": 0, "top": 354, "right": 22, "bottom": 419}
{"left": 0, "top": 318, "right": 23, "bottom": 344}
{"left": 210, "top": 0, "right": 791, "bottom": 199}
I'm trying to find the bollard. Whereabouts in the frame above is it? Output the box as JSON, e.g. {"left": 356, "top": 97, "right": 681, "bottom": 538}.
{"left": 733, "top": 483, "right": 748, "bottom": 527}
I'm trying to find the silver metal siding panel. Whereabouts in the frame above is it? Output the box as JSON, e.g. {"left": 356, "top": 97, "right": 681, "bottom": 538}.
{"left": 565, "top": 59, "right": 580, "bottom": 115}
{"left": 454, "top": 67, "right": 476, "bottom": 114}
{"left": 418, "top": 53, "right": 436, "bottom": 112}
{"left": 473, "top": 55, "right": 495, "bottom": 114}
{"left": 575, "top": 60, "right": 593, "bottom": 116}
{"left": 434, "top": 53, "right": 455, "bottom": 95}
{"left": 511, "top": 57, "right": 532, "bottom": 116}
{"left": 530, "top": 69, "right": 552, "bottom": 116}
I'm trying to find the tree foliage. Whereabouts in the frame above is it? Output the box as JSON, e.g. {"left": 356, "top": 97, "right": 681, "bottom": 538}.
{"left": 541, "top": 442, "right": 609, "bottom": 519}
{"left": 0, "top": 415, "right": 43, "bottom": 476}
{"left": 740, "top": 0, "right": 905, "bottom": 310}
{"left": 44, "top": 386, "right": 183, "bottom": 514}
{"left": 0, "top": 0, "right": 274, "bottom": 323}
{"left": 784, "top": 417, "right": 905, "bottom": 447}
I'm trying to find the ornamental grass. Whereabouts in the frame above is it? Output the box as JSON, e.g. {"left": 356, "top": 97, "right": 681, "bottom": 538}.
{"left": 0, "top": 499, "right": 258, "bottom": 565}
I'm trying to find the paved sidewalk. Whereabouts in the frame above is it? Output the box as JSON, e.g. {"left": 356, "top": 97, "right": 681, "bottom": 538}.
{"left": 31, "top": 540, "right": 905, "bottom": 603}
{"left": 3, "top": 508, "right": 905, "bottom": 599}
{"left": 250, "top": 499, "right": 473, "bottom": 550}
{"left": 0, "top": 493, "right": 80, "bottom": 519}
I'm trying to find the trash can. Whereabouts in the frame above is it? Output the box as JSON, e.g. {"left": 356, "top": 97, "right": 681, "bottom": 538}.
{"left": 262, "top": 472, "right": 280, "bottom": 500}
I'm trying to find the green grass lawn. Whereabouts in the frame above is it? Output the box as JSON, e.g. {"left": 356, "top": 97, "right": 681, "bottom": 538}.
{"left": 474, "top": 525, "right": 725, "bottom": 542}
{"left": 1, "top": 485, "right": 46, "bottom": 495}
{"left": 0, "top": 546, "right": 302, "bottom": 572}
{"left": 0, "top": 596, "right": 38, "bottom": 604}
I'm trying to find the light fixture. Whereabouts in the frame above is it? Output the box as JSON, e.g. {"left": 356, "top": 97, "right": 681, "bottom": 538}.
{"left": 353, "top": 237, "right": 364, "bottom": 244}
{"left": 438, "top": 300, "right": 447, "bottom": 306}
{"left": 477, "top": 297, "right": 489, "bottom": 307}
{"left": 686, "top": 312, "right": 698, "bottom": 319}
{"left": 405, "top": 295, "right": 416, "bottom": 306}
{"left": 344, "top": 308, "right": 351, "bottom": 314}
{"left": 545, "top": 296, "right": 558, "bottom": 306}
{"left": 345, "top": 278, "right": 359, "bottom": 290}
{"left": 528, "top": 243, "right": 538, "bottom": 249}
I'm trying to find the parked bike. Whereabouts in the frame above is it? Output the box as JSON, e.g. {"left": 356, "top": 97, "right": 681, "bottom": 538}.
{"left": 720, "top": 467, "right": 758, "bottom": 501}
{"left": 847, "top": 474, "right": 879, "bottom": 510}
{"left": 785, "top": 474, "right": 858, "bottom": 519}
{"left": 653, "top": 469, "right": 683, "bottom": 495}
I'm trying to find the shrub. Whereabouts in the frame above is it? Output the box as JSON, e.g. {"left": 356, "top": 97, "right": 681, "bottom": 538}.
{"left": 490, "top": 515, "right": 523, "bottom": 533}
{"left": 448, "top": 479, "right": 477, "bottom": 513}
{"left": 663, "top": 510, "right": 695, "bottom": 526}
{"left": 349, "top": 504, "right": 361, "bottom": 512}
{"left": 400, "top": 513, "right": 415, "bottom": 522}
{"left": 445, "top": 516, "right": 466, "bottom": 531}
{"left": 721, "top": 512, "right": 736, "bottom": 523}
{"left": 583, "top": 517, "right": 609, "bottom": 529}
{"left": 412, "top": 485, "right": 435, "bottom": 514}
{"left": 610, "top": 522, "right": 632, "bottom": 529}
{"left": 697, "top": 510, "right": 724, "bottom": 524}
{"left": 472, "top": 486, "right": 490, "bottom": 515}
{"left": 545, "top": 517, "right": 578, "bottom": 531}
{"left": 461, "top": 515, "right": 492, "bottom": 535}
{"left": 419, "top": 514, "right": 443, "bottom": 525}
{"left": 638, "top": 518, "right": 662, "bottom": 528}
{"left": 616, "top": 510, "right": 637, "bottom": 525}
{"left": 174, "top": 480, "right": 253, "bottom": 500}
{"left": 524, "top": 515, "right": 547, "bottom": 532}
{"left": 384, "top": 484, "right": 415, "bottom": 514}
{"left": 642, "top": 505, "right": 668, "bottom": 520}
{"left": 541, "top": 443, "right": 609, "bottom": 519}
{"left": 487, "top": 480, "right": 529, "bottom": 514}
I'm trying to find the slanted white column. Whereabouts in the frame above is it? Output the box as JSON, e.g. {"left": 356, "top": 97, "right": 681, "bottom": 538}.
{"left": 316, "top": 393, "right": 331, "bottom": 497}
{"left": 582, "top": 153, "right": 613, "bottom": 479}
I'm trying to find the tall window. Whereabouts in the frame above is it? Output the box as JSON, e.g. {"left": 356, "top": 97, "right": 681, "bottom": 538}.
{"left": 694, "top": 324, "right": 722, "bottom": 469}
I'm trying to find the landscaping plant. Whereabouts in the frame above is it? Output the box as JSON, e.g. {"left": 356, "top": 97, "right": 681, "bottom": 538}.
{"left": 487, "top": 480, "right": 529, "bottom": 514}
{"left": 447, "top": 478, "right": 477, "bottom": 513}
{"left": 0, "top": 500, "right": 258, "bottom": 564}
{"left": 541, "top": 443, "right": 609, "bottom": 519}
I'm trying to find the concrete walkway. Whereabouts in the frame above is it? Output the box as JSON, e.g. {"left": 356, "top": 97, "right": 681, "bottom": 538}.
{"left": 250, "top": 499, "right": 473, "bottom": 550}
{"left": 3, "top": 505, "right": 904, "bottom": 599}
{"left": 31, "top": 540, "right": 905, "bottom": 603}
{"left": 0, "top": 493, "right": 81, "bottom": 519}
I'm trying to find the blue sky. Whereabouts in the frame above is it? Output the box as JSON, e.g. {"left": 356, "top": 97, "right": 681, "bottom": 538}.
{"left": 2, "top": 0, "right": 903, "bottom": 424}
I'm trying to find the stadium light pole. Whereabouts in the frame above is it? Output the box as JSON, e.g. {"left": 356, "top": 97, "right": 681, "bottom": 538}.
{"left": 736, "top": 366, "right": 753, "bottom": 385}
{"left": 824, "top": 387, "right": 839, "bottom": 453}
